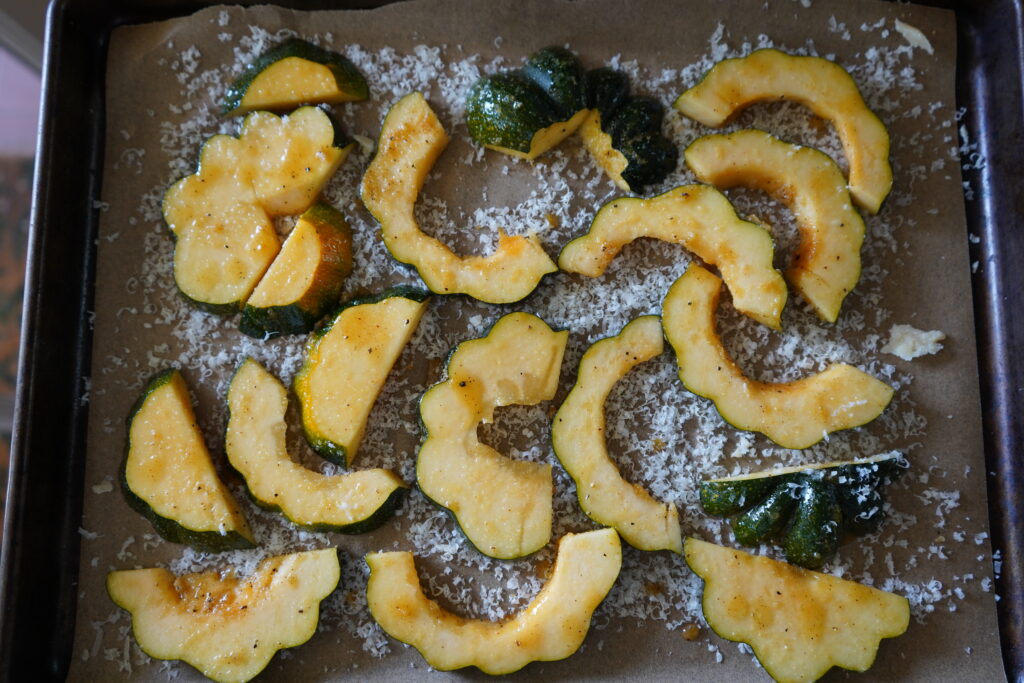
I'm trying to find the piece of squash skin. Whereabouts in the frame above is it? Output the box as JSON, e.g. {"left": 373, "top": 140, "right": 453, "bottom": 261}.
{"left": 662, "top": 264, "right": 894, "bottom": 449}
{"left": 365, "top": 528, "right": 622, "bottom": 675}
{"left": 551, "top": 316, "right": 682, "bottom": 553}
{"left": 685, "top": 130, "right": 865, "bottom": 323}
{"left": 674, "top": 48, "right": 892, "bottom": 214}
{"left": 361, "top": 92, "right": 558, "bottom": 304}
{"left": 559, "top": 184, "right": 788, "bottom": 329}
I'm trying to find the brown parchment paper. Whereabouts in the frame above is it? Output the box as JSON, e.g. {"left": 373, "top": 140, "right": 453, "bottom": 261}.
{"left": 68, "top": 0, "right": 1004, "bottom": 681}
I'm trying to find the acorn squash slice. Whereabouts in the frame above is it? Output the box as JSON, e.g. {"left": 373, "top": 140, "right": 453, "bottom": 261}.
{"left": 673, "top": 48, "right": 891, "bottom": 214}
{"left": 226, "top": 358, "right": 407, "bottom": 534}
{"left": 239, "top": 203, "right": 354, "bottom": 339}
{"left": 551, "top": 316, "right": 682, "bottom": 553}
{"left": 222, "top": 38, "right": 369, "bottom": 116}
{"left": 662, "top": 264, "right": 893, "bottom": 448}
{"left": 684, "top": 538, "right": 909, "bottom": 683}
{"left": 366, "top": 528, "right": 621, "bottom": 674}
{"left": 123, "top": 369, "right": 253, "bottom": 552}
{"left": 559, "top": 185, "right": 787, "bottom": 329}
{"left": 294, "top": 287, "right": 430, "bottom": 466}
{"left": 107, "top": 548, "right": 340, "bottom": 683}
{"left": 685, "top": 130, "right": 865, "bottom": 322}
{"left": 164, "top": 106, "right": 350, "bottom": 313}
{"left": 417, "top": 312, "right": 568, "bottom": 559}
{"left": 361, "top": 93, "right": 557, "bottom": 304}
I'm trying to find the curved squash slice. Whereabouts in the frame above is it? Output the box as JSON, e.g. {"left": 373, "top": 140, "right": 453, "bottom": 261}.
{"left": 417, "top": 312, "right": 568, "bottom": 559}
{"left": 123, "top": 369, "right": 253, "bottom": 552}
{"left": 559, "top": 185, "right": 787, "bottom": 329}
{"left": 226, "top": 358, "right": 407, "bottom": 534}
{"left": 673, "top": 48, "right": 891, "bottom": 214}
{"left": 662, "top": 264, "right": 893, "bottom": 448}
{"left": 685, "top": 130, "right": 865, "bottom": 322}
{"left": 366, "top": 528, "right": 621, "bottom": 674}
{"left": 360, "top": 93, "right": 557, "bottom": 304}
{"left": 684, "top": 538, "right": 909, "bottom": 683}
{"left": 107, "top": 548, "right": 340, "bottom": 683}
{"left": 222, "top": 38, "right": 369, "bottom": 116}
{"left": 240, "top": 203, "right": 353, "bottom": 339}
{"left": 294, "top": 286, "right": 430, "bottom": 466}
{"left": 551, "top": 316, "right": 682, "bottom": 553}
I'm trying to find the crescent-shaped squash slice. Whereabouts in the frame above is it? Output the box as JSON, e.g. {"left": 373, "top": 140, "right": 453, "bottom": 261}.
{"left": 226, "top": 358, "right": 407, "bottom": 534}
{"left": 551, "top": 316, "right": 682, "bottom": 553}
{"left": 559, "top": 185, "right": 787, "bottom": 329}
{"left": 417, "top": 312, "right": 568, "bottom": 559}
{"left": 685, "top": 130, "right": 865, "bottom": 322}
{"left": 662, "top": 264, "right": 893, "bottom": 448}
{"left": 673, "top": 48, "right": 891, "bottom": 214}
{"left": 684, "top": 538, "right": 909, "bottom": 683}
{"left": 107, "top": 548, "right": 341, "bottom": 683}
{"left": 360, "top": 93, "right": 558, "bottom": 304}
{"left": 366, "top": 528, "right": 622, "bottom": 674}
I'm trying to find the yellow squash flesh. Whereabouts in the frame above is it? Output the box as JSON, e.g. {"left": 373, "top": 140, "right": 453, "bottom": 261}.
{"left": 240, "top": 57, "right": 348, "bottom": 112}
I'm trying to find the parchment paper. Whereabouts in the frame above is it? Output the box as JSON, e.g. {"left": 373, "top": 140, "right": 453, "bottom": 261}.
{"left": 68, "top": 0, "right": 1004, "bottom": 681}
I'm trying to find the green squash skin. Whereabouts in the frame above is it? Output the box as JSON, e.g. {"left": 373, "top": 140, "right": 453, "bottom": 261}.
{"left": 585, "top": 67, "right": 630, "bottom": 117}
{"left": 618, "top": 132, "right": 679, "bottom": 192}
{"left": 732, "top": 478, "right": 801, "bottom": 546}
{"left": 605, "top": 96, "right": 665, "bottom": 146}
{"left": 836, "top": 480, "right": 887, "bottom": 536}
{"left": 465, "top": 72, "right": 562, "bottom": 154}
{"left": 221, "top": 37, "right": 369, "bottom": 116}
{"left": 699, "top": 476, "right": 777, "bottom": 517}
{"left": 521, "top": 46, "right": 587, "bottom": 120}
{"left": 783, "top": 479, "right": 843, "bottom": 569}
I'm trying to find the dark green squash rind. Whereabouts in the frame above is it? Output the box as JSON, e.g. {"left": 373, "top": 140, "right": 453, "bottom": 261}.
{"left": 699, "top": 476, "right": 777, "bottom": 516}
{"left": 732, "top": 478, "right": 801, "bottom": 546}
{"left": 465, "top": 72, "right": 562, "bottom": 154}
{"left": 520, "top": 46, "right": 587, "bottom": 119}
{"left": 782, "top": 480, "right": 843, "bottom": 569}
{"left": 585, "top": 67, "right": 630, "bottom": 117}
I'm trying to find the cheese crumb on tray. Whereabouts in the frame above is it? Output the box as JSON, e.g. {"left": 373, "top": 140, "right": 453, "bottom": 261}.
{"left": 882, "top": 323, "right": 946, "bottom": 360}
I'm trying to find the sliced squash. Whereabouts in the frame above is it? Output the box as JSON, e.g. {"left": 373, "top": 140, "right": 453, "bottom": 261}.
{"left": 674, "top": 48, "right": 891, "bottom": 214}
{"left": 361, "top": 92, "right": 557, "bottom": 303}
{"left": 107, "top": 548, "right": 340, "bottom": 683}
{"left": 417, "top": 312, "right": 568, "bottom": 559}
{"left": 662, "top": 264, "right": 893, "bottom": 448}
{"left": 551, "top": 316, "right": 681, "bottom": 553}
{"left": 226, "top": 358, "right": 407, "bottom": 534}
{"left": 366, "top": 528, "right": 621, "bottom": 674}
{"left": 239, "top": 203, "right": 353, "bottom": 339}
{"left": 222, "top": 37, "right": 369, "bottom": 116}
{"left": 122, "top": 369, "right": 253, "bottom": 552}
{"left": 685, "top": 130, "right": 865, "bottom": 322}
{"left": 559, "top": 185, "right": 787, "bottom": 329}
{"left": 684, "top": 538, "right": 909, "bottom": 683}
{"left": 294, "top": 286, "right": 430, "bottom": 466}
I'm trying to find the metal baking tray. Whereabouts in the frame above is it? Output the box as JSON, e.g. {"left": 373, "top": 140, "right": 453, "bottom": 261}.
{"left": 1, "top": 0, "right": 1020, "bottom": 679}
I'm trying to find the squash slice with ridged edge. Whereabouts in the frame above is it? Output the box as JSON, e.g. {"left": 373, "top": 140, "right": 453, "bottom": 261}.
{"left": 559, "top": 185, "right": 787, "bottom": 329}
{"left": 662, "top": 264, "right": 893, "bottom": 448}
{"left": 417, "top": 312, "right": 568, "bottom": 559}
{"left": 222, "top": 38, "right": 368, "bottom": 116}
{"left": 107, "top": 548, "right": 340, "bottom": 683}
{"left": 163, "top": 106, "right": 351, "bottom": 314}
{"left": 674, "top": 48, "right": 891, "bottom": 214}
{"left": 360, "top": 93, "right": 557, "bottom": 304}
{"left": 552, "top": 316, "right": 682, "bottom": 553}
{"left": 684, "top": 538, "right": 909, "bottom": 683}
{"left": 122, "top": 369, "right": 253, "bottom": 552}
{"left": 294, "top": 286, "right": 430, "bottom": 466}
{"left": 685, "top": 130, "right": 865, "bottom": 322}
{"left": 366, "top": 528, "right": 621, "bottom": 674}
{"left": 226, "top": 358, "right": 407, "bottom": 534}
{"left": 240, "top": 203, "right": 353, "bottom": 339}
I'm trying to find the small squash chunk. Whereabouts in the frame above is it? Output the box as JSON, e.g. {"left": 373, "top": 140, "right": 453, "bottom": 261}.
{"left": 366, "top": 528, "right": 622, "bottom": 674}
{"left": 417, "top": 312, "right": 568, "bottom": 559}
{"left": 107, "top": 548, "right": 340, "bottom": 683}
{"left": 361, "top": 93, "right": 557, "bottom": 303}
{"left": 521, "top": 46, "right": 588, "bottom": 120}
{"left": 552, "top": 316, "right": 682, "bottom": 553}
{"left": 674, "top": 48, "right": 891, "bottom": 214}
{"left": 123, "top": 369, "right": 253, "bottom": 552}
{"left": 559, "top": 185, "right": 787, "bottom": 329}
{"left": 240, "top": 203, "right": 354, "bottom": 339}
{"left": 662, "top": 264, "right": 893, "bottom": 448}
{"left": 685, "top": 130, "right": 865, "bottom": 322}
{"left": 222, "top": 37, "right": 369, "bottom": 116}
{"left": 294, "top": 287, "right": 430, "bottom": 466}
{"left": 684, "top": 538, "right": 909, "bottom": 683}
{"left": 226, "top": 359, "right": 407, "bottom": 534}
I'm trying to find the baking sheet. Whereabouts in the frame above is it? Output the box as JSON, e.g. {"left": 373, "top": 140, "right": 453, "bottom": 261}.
{"left": 67, "top": 0, "right": 1004, "bottom": 680}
